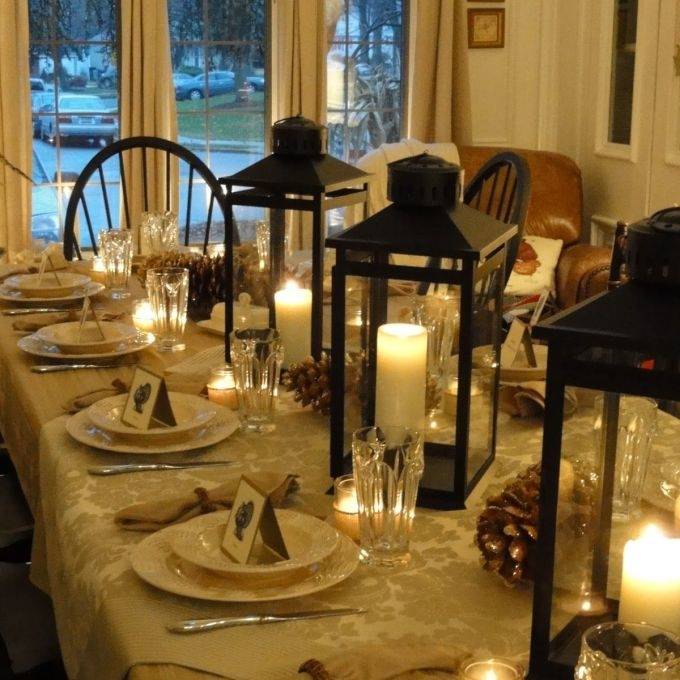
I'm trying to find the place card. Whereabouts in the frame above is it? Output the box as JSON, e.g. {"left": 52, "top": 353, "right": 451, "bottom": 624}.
{"left": 501, "top": 317, "right": 537, "bottom": 368}
{"left": 121, "top": 366, "right": 177, "bottom": 430}
{"left": 37, "top": 251, "right": 61, "bottom": 286}
{"left": 221, "top": 475, "right": 289, "bottom": 564}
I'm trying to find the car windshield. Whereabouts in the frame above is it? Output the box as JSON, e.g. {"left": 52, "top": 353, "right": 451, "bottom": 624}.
{"left": 59, "top": 97, "right": 106, "bottom": 112}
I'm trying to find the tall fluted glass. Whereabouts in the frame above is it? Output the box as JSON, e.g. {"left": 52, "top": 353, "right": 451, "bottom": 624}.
{"left": 141, "top": 211, "right": 178, "bottom": 255}
{"left": 352, "top": 426, "right": 424, "bottom": 567}
{"left": 99, "top": 229, "right": 132, "bottom": 299}
{"left": 230, "top": 328, "right": 284, "bottom": 433}
{"left": 146, "top": 267, "right": 189, "bottom": 351}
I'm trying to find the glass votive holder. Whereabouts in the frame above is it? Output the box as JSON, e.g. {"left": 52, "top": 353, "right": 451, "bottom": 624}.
{"left": 207, "top": 366, "right": 239, "bottom": 410}
{"left": 131, "top": 300, "right": 155, "bottom": 333}
{"left": 332, "top": 474, "right": 360, "bottom": 542}
{"left": 461, "top": 658, "right": 523, "bottom": 680}
{"left": 99, "top": 229, "right": 133, "bottom": 299}
{"left": 574, "top": 622, "right": 680, "bottom": 680}
{"left": 89, "top": 256, "right": 107, "bottom": 284}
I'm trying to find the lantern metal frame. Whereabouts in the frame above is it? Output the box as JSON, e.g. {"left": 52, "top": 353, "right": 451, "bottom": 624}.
{"left": 219, "top": 156, "right": 369, "bottom": 360}
{"left": 326, "top": 202, "right": 517, "bottom": 510}
{"left": 528, "top": 282, "right": 680, "bottom": 679}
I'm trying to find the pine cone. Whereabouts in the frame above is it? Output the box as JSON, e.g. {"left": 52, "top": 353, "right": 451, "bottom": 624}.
{"left": 283, "top": 354, "right": 331, "bottom": 415}
{"left": 476, "top": 464, "right": 540, "bottom": 586}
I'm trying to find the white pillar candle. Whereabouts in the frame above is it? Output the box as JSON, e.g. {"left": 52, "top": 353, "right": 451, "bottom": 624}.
{"left": 619, "top": 525, "right": 680, "bottom": 634}
{"left": 375, "top": 323, "right": 427, "bottom": 431}
{"left": 274, "top": 281, "right": 312, "bottom": 368}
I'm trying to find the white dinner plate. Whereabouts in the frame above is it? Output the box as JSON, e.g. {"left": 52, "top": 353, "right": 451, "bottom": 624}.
{"left": 18, "top": 330, "right": 155, "bottom": 361}
{"left": 170, "top": 510, "right": 339, "bottom": 578}
{"left": 66, "top": 405, "right": 238, "bottom": 455}
{"left": 8, "top": 272, "right": 92, "bottom": 298}
{"left": 37, "top": 321, "right": 139, "bottom": 355}
{"left": 196, "top": 319, "right": 227, "bottom": 337}
{"left": 87, "top": 392, "right": 218, "bottom": 442}
{"left": 0, "top": 281, "right": 105, "bottom": 305}
{"left": 132, "top": 525, "right": 359, "bottom": 602}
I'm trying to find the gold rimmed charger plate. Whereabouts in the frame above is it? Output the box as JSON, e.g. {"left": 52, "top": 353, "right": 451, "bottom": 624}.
{"left": 0, "top": 281, "right": 105, "bottom": 305}
{"left": 87, "top": 392, "right": 218, "bottom": 443}
{"left": 18, "top": 330, "right": 155, "bottom": 361}
{"left": 131, "top": 525, "right": 359, "bottom": 602}
{"left": 170, "top": 510, "right": 340, "bottom": 579}
{"left": 66, "top": 406, "right": 238, "bottom": 454}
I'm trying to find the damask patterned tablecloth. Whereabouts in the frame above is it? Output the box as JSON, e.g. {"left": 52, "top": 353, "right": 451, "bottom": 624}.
{"left": 35, "top": 394, "right": 546, "bottom": 680}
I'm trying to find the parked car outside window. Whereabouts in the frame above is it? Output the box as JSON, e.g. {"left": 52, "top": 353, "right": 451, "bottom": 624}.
{"left": 174, "top": 70, "right": 235, "bottom": 100}
{"left": 39, "top": 94, "right": 118, "bottom": 146}
{"left": 30, "top": 77, "right": 46, "bottom": 91}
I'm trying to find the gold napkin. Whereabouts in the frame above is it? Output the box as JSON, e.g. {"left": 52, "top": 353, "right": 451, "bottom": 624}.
{"left": 499, "top": 381, "right": 577, "bottom": 418}
{"left": 13, "top": 310, "right": 123, "bottom": 333}
{"left": 299, "top": 644, "right": 471, "bottom": 679}
{"left": 62, "top": 378, "right": 128, "bottom": 414}
{"left": 114, "top": 472, "right": 299, "bottom": 531}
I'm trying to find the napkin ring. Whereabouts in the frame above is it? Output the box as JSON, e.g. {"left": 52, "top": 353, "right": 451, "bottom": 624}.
{"left": 298, "top": 659, "right": 331, "bottom": 679}
{"left": 194, "top": 487, "right": 219, "bottom": 514}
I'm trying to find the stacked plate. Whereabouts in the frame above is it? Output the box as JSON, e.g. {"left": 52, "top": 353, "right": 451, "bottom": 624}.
{"left": 132, "top": 509, "right": 360, "bottom": 602}
{"left": 66, "top": 392, "right": 240, "bottom": 454}
{"left": 19, "top": 320, "right": 156, "bottom": 361}
{"left": 1, "top": 272, "right": 104, "bottom": 304}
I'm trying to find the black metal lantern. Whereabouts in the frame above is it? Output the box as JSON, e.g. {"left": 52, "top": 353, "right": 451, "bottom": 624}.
{"left": 219, "top": 116, "right": 369, "bottom": 359}
{"left": 528, "top": 213, "right": 680, "bottom": 678}
{"left": 326, "top": 153, "right": 517, "bottom": 510}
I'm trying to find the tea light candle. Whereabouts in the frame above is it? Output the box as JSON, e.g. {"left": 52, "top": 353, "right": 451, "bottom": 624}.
{"left": 462, "top": 658, "right": 522, "bottom": 680}
{"left": 131, "top": 300, "right": 155, "bottom": 333}
{"left": 375, "top": 323, "right": 427, "bottom": 431}
{"left": 89, "top": 256, "right": 107, "bottom": 284}
{"left": 274, "top": 281, "right": 312, "bottom": 368}
{"left": 333, "top": 475, "right": 360, "bottom": 542}
{"left": 207, "top": 366, "right": 239, "bottom": 410}
{"left": 619, "top": 525, "right": 680, "bottom": 634}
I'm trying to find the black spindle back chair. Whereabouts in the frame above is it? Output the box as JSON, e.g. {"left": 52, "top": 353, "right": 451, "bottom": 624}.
{"left": 63, "top": 136, "right": 235, "bottom": 260}
{"left": 418, "top": 151, "right": 530, "bottom": 296}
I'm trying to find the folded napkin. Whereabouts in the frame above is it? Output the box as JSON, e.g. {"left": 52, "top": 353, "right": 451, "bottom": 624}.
{"left": 114, "top": 472, "right": 299, "bottom": 531}
{"left": 164, "top": 344, "right": 225, "bottom": 395}
{"left": 13, "top": 310, "right": 123, "bottom": 333}
{"left": 62, "top": 378, "right": 128, "bottom": 414}
{"left": 499, "top": 381, "right": 577, "bottom": 418}
{"left": 299, "top": 644, "right": 471, "bottom": 680}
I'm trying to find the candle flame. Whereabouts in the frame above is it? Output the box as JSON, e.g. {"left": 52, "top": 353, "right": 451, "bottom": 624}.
{"left": 483, "top": 671, "right": 498, "bottom": 680}
{"left": 284, "top": 280, "right": 299, "bottom": 291}
{"left": 581, "top": 598, "right": 591, "bottom": 612}
{"left": 640, "top": 524, "right": 664, "bottom": 541}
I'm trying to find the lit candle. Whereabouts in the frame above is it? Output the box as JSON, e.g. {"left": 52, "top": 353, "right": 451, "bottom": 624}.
{"left": 462, "top": 658, "right": 522, "bottom": 680}
{"left": 375, "top": 323, "right": 427, "bottom": 431}
{"left": 89, "top": 256, "right": 107, "bottom": 284}
{"left": 207, "top": 366, "right": 239, "bottom": 410}
{"left": 619, "top": 525, "right": 680, "bottom": 634}
{"left": 332, "top": 475, "right": 360, "bottom": 542}
{"left": 274, "top": 281, "right": 312, "bottom": 368}
{"left": 131, "top": 300, "right": 155, "bottom": 333}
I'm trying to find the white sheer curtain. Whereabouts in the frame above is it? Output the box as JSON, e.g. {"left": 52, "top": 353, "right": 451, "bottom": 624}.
{"left": 0, "top": 0, "right": 31, "bottom": 257}
{"left": 119, "top": 0, "right": 178, "bottom": 240}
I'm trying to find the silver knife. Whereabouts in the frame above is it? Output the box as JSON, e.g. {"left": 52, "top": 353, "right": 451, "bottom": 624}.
{"left": 88, "top": 461, "right": 235, "bottom": 475}
{"left": 31, "top": 363, "right": 135, "bottom": 373}
{"left": 167, "top": 608, "right": 367, "bottom": 634}
{"left": 3, "top": 307, "right": 74, "bottom": 315}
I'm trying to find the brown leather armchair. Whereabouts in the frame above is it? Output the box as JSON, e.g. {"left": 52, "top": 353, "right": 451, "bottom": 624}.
{"left": 459, "top": 146, "right": 611, "bottom": 309}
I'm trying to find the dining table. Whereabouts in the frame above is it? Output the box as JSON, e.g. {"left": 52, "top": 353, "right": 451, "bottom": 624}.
{"left": 0, "top": 270, "right": 677, "bottom": 680}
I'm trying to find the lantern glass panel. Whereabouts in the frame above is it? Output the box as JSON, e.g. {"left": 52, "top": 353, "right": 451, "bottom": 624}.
{"left": 546, "top": 386, "right": 675, "bottom": 671}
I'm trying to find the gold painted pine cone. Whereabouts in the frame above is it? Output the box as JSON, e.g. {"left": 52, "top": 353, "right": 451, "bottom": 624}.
{"left": 283, "top": 354, "right": 331, "bottom": 416}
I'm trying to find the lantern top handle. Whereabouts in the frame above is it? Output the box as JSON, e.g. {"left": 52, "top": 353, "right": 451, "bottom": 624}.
{"left": 387, "top": 152, "right": 462, "bottom": 208}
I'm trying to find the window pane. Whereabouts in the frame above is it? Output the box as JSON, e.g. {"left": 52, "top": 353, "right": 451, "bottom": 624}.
{"left": 327, "top": 0, "right": 405, "bottom": 162}
{"left": 169, "top": 0, "right": 204, "bottom": 42}
{"left": 608, "top": 0, "right": 638, "bottom": 144}
{"left": 208, "top": 0, "right": 265, "bottom": 43}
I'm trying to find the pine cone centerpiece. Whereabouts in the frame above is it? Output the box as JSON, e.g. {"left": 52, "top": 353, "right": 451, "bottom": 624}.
{"left": 475, "top": 464, "right": 540, "bottom": 586}
{"left": 283, "top": 354, "right": 331, "bottom": 415}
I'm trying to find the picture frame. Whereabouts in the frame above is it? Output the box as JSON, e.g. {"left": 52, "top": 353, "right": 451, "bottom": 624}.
{"left": 467, "top": 8, "right": 505, "bottom": 49}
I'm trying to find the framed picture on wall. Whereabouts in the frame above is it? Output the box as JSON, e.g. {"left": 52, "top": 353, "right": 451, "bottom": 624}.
{"left": 467, "top": 8, "right": 505, "bottom": 49}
